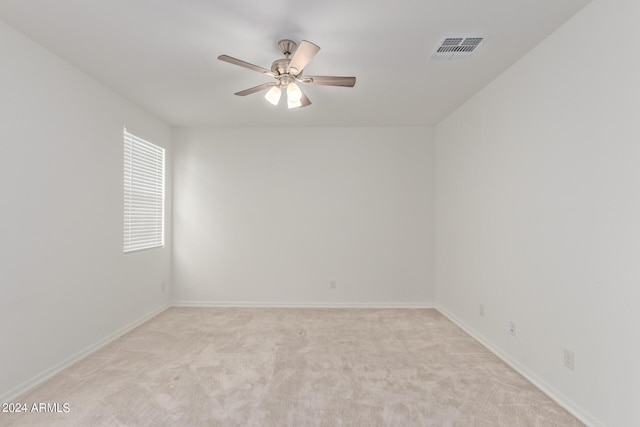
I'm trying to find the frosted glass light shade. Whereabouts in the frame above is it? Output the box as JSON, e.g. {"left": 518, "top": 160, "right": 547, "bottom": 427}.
{"left": 287, "top": 98, "right": 302, "bottom": 109}
{"left": 287, "top": 83, "right": 302, "bottom": 102}
{"left": 264, "top": 86, "right": 281, "bottom": 105}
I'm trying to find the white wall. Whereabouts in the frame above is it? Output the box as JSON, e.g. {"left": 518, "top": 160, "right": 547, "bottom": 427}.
{"left": 435, "top": 0, "right": 640, "bottom": 425}
{"left": 173, "top": 127, "right": 434, "bottom": 306}
{"left": 0, "top": 20, "right": 173, "bottom": 400}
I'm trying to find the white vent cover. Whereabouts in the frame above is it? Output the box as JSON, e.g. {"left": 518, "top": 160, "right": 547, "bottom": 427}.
{"left": 432, "top": 36, "right": 485, "bottom": 60}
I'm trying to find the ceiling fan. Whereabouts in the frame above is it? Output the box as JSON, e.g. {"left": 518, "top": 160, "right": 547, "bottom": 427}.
{"left": 218, "top": 39, "right": 356, "bottom": 109}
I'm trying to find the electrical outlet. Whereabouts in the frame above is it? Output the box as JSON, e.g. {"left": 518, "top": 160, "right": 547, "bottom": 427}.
{"left": 479, "top": 304, "right": 485, "bottom": 317}
{"left": 509, "top": 321, "right": 516, "bottom": 336}
{"left": 330, "top": 280, "right": 336, "bottom": 289}
{"left": 564, "top": 349, "right": 575, "bottom": 371}
{"left": 161, "top": 281, "right": 166, "bottom": 291}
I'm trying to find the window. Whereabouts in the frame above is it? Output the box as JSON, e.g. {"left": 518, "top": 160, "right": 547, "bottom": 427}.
{"left": 123, "top": 128, "right": 165, "bottom": 253}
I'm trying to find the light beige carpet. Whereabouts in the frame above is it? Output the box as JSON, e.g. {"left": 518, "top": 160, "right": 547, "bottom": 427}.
{"left": 1, "top": 308, "right": 582, "bottom": 426}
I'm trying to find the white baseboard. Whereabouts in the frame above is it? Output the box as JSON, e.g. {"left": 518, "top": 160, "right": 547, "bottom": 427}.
{"left": 0, "top": 304, "right": 170, "bottom": 403}
{"left": 172, "top": 301, "right": 435, "bottom": 309}
{"left": 435, "top": 306, "right": 603, "bottom": 427}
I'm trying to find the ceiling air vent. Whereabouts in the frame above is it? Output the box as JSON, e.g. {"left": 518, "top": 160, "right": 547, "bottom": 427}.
{"left": 432, "top": 36, "right": 485, "bottom": 60}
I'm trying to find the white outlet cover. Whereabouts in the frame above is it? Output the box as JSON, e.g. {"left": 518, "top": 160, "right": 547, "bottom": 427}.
{"left": 564, "top": 349, "right": 575, "bottom": 371}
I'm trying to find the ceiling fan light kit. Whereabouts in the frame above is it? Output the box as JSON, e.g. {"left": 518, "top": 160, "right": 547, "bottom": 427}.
{"left": 218, "top": 39, "right": 356, "bottom": 109}
{"left": 264, "top": 85, "right": 281, "bottom": 105}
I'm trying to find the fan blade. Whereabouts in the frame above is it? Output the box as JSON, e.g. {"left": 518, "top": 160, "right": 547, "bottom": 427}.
{"left": 302, "top": 75, "right": 356, "bottom": 87}
{"left": 234, "top": 82, "right": 275, "bottom": 96}
{"left": 287, "top": 40, "right": 320, "bottom": 75}
{"left": 218, "top": 55, "right": 274, "bottom": 76}
{"left": 299, "top": 90, "right": 312, "bottom": 108}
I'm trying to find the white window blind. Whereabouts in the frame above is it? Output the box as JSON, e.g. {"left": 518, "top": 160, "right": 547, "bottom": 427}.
{"left": 123, "top": 129, "right": 165, "bottom": 253}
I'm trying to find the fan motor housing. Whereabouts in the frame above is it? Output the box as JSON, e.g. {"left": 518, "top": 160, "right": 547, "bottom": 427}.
{"left": 271, "top": 58, "right": 290, "bottom": 75}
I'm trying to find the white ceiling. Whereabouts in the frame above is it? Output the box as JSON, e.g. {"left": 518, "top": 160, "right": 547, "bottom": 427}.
{"left": 0, "top": 0, "right": 591, "bottom": 127}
